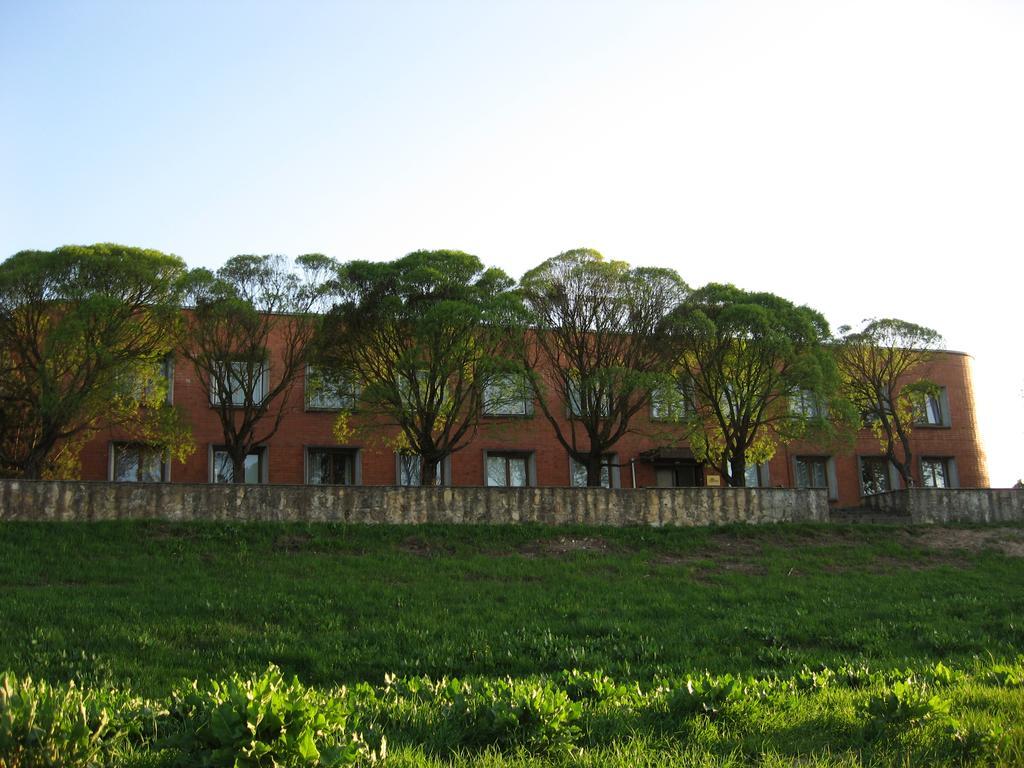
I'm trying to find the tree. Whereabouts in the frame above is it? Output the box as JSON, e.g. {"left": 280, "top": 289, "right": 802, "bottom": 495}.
{"left": 518, "top": 249, "right": 688, "bottom": 486}
{"left": 834, "top": 318, "right": 943, "bottom": 486}
{"left": 180, "top": 254, "right": 332, "bottom": 483}
{"left": 673, "top": 283, "right": 842, "bottom": 487}
{"left": 0, "top": 244, "right": 192, "bottom": 479}
{"left": 317, "top": 250, "right": 521, "bottom": 485}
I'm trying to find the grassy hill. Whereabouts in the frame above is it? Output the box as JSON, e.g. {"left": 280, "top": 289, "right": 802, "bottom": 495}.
{"left": 1, "top": 520, "right": 1022, "bottom": 766}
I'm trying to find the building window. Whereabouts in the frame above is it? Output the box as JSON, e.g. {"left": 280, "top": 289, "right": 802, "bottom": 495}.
{"left": 791, "top": 389, "right": 824, "bottom": 418}
{"left": 483, "top": 374, "right": 533, "bottom": 416}
{"left": 485, "top": 452, "right": 532, "bottom": 486}
{"left": 306, "top": 366, "right": 358, "bottom": 411}
{"left": 159, "top": 355, "right": 174, "bottom": 404}
{"left": 567, "top": 376, "right": 612, "bottom": 418}
{"left": 860, "top": 456, "right": 892, "bottom": 496}
{"left": 922, "top": 457, "right": 956, "bottom": 488}
{"left": 795, "top": 456, "right": 831, "bottom": 493}
{"left": 570, "top": 454, "right": 619, "bottom": 488}
{"left": 650, "top": 380, "right": 692, "bottom": 422}
{"left": 116, "top": 355, "right": 174, "bottom": 405}
{"left": 396, "top": 453, "right": 449, "bottom": 486}
{"left": 744, "top": 463, "right": 770, "bottom": 488}
{"left": 111, "top": 443, "right": 168, "bottom": 482}
{"left": 212, "top": 446, "right": 266, "bottom": 484}
{"left": 914, "top": 389, "right": 948, "bottom": 426}
{"left": 211, "top": 360, "right": 268, "bottom": 407}
{"left": 307, "top": 447, "right": 359, "bottom": 485}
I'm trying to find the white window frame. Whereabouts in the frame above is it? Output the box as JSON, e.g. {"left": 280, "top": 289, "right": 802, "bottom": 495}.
{"left": 914, "top": 388, "right": 951, "bottom": 427}
{"left": 790, "top": 388, "right": 825, "bottom": 419}
{"left": 858, "top": 455, "right": 900, "bottom": 496}
{"left": 794, "top": 455, "right": 838, "bottom": 500}
{"left": 570, "top": 454, "right": 620, "bottom": 488}
{"left": 305, "top": 365, "right": 359, "bottom": 411}
{"left": 921, "top": 456, "right": 959, "bottom": 488}
{"left": 483, "top": 450, "right": 536, "bottom": 487}
{"left": 210, "top": 360, "right": 269, "bottom": 408}
{"left": 482, "top": 374, "right": 534, "bottom": 417}
{"left": 109, "top": 442, "right": 170, "bottom": 482}
{"left": 567, "top": 376, "right": 612, "bottom": 418}
{"left": 305, "top": 446, "right": 361, "bottom": 485}
{"left": 650, "top": 380, "right": 692, "bottom": 422}
{"left": 395, "top": 452, "right": 451, "bottom": 486}
{"left": 210, "top": 445, "right": 268, "bottom": 484}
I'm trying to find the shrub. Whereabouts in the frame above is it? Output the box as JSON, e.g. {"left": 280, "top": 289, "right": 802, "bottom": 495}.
{"left": 663, "top": 673, "right": 765, "bottom": 723}
{"left": 857, "top": 679, "right": 953, "bottom": 740}
{"left": 436, "top": 678, "right": 582, "bottom": 754}
{"left": 166, "top": 665, "right": 378, "bottom": 767}
{"left": 0, "top": 673, "right": 122, "bottom": 768}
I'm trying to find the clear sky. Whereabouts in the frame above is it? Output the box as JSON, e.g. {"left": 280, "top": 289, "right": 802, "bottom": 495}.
{"left": 2, "top": 0, "right": 1021, "bottom": 485}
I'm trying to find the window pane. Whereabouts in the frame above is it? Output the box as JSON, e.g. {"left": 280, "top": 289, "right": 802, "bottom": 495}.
{"left": 484, "top": 375, "right": 528, "bottom": 416}
{"left": 744, "top": 464, "right": 760, "bottom": 488}
{"left": 307, "top": 367, "right": 357, "bottom": 410}
{"left": 399, "top": 455, "right": 422, "bottom": 486}
{"left": 796, "top": 458, "right": 827, "bottom": 489}
{"left": 571, "top": 459, "right": 588, "bottom": 487}
{"left": 812, "top": 461, "right": 827, "bottom": 488}
{"left": 509, "top": 457, "right": 528, "bottom": 487}
{"left": 572, "top": 457, "right": 611, "bottom": 487}
{"left": 307, "top": 449, "right": 356, "bottom": 485}
{"left": 114, "top": 446, "right": 139, "bottom": 481}
{"left": 567, "top": 378, "right": 582, "bottom": 417}
{"left": 139, "top": 449, "right": 163, "bottom": 482}
{"left": 213, "top": 451, "right": 233, "bottom": 483}
{"left": 795, "top": 460, "right": 808, "bottom": 488}
{"left": 308, "top": 452, "right": 329, "bottom": 484}
{"left": 861, "top": 458, "right": 890, "bottom": 495}
{"left": 486, "top": 456, "right": 507, "bottom": 486}
{"left": 922, "top": 459, "right": 948, "bottom": 488}
{"left": 652, "top": 383, "right": 688, "bottom": 421}
{"left": 243, "top": 453, "right": 261, "bottom": 484}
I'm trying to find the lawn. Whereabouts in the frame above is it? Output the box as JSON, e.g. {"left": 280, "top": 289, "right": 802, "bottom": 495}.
{"left": 1, "top": 520, "right": 1023, "bottom": 766}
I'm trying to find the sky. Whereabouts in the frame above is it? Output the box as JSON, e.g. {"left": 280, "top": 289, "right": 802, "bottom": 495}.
{"left": 1, "top": 0, "right": 1021, "bottom": 484}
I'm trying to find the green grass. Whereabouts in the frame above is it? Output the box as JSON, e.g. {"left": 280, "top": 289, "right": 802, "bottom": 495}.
{"left": 1, "top": 520, "right": 1023, "bottom": 766}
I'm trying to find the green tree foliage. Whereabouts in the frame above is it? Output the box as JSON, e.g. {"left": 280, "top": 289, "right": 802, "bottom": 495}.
{"left": 180, "top": 254, "right": 333, "bottom": 483}
{"left": 318, "top": 250, "right": 522, "bottom": 486}
{"left": 673, "top": 284, "right": 843, "bottom": 487}
{"left": 0, "top": 244, "right": 192, "bottom": 479}
{"left": 835, "top": 318, "right": 943, "bottom": 486}
{"left": 518, "top": 249, "right": 688, "bottom": 486}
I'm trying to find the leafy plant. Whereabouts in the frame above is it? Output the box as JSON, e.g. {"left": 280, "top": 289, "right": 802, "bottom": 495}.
{"left": 0, "top": 672, "right": 122, "bottom": 768}
{"left": 663, "top": 673, "right": 763, "bottom": 722}
{"left": 986, "top": 662, "right": 1024, "bottom": 687}
{"left": 858, "top": 679, "right": 954, "bottom": 739}
{"left": 166, "top": 665, "right": 378, "bottom": 767}
{"left": 437, "top": 677, "right": 582, "bottom": 754}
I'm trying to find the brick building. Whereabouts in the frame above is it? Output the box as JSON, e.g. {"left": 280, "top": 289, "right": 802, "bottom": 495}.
{"left": 76, "top": 327, "right": 989, "bottom": 509}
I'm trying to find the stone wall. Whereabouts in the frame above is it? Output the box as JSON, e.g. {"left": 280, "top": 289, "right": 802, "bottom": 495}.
{"left": 0, "top": 480, "right": 829, "bottom": 527}
{"left": 861, "top": 488, "right": 1024, "bottom": 523}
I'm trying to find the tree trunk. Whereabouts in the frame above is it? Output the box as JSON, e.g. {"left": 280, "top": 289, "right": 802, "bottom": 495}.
{"left": 21, "top": 442, "right": 53, "bottom": 480}
{"left": 586, "top": 454, "right": 604, "bottom": 487}
{"left": 730, "top": 451, "right": 747, "bottom": 488}
{"left": 231, "top": 451, "right": 246, "bottom": 484}
{"left": 22, "top": 458, "right": 43, "bottom": 480}
{"left": 422, "top": 456, "right": 440, "bottom": 487}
